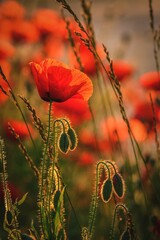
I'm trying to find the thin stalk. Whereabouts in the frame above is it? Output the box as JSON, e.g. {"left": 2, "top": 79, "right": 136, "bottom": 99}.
{"left": 88, "top": 161, "right": 111, "bottom": 239}
{"left": 110, "top": 204, "right": 128, "bottom": 240}
{"left": 39, "top": 101, "right": 52, "bottom": 239}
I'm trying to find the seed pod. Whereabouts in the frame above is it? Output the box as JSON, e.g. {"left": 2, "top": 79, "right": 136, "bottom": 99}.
{"left": 112, "top": 173, "right": 125, "bottom": 199}
{"left": 67, "top": 127, "right": 78, "bottom": 151}
{"left": 100, "top": 178, "right": 113, "bottom": 203}
{"left": 58, "top": 132, "right": 70, "bottom": 154}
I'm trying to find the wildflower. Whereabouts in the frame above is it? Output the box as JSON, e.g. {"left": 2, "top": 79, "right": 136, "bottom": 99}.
{"left": 43, "top": 35, "right": 64, "bottom": 59}
{"left": 0, "top": 19, "right": 13, "bottom": 40}
{"left": 79, "top": 129, "right": 98, "bottom": 151}
{"left": 139, "top": 71, "right": 160, "bottom": 91}
{"left": 0, "top": 0, "right": 25, "bottom": 20}
{"left": 133, "top": 100, "right": 158, "bottom": 123}
{"left": 106, "top": 60, "right": 134, "bottom": 81}
{"left": 0, "top": 39, "right": 15, "bottom": 59}
{"left": 78, "top": 151, "right": 95, "bottom": 166}
{"left": 32, "top": 9, "right": 66, "bottom": 39}
{"left": 69, "top": 43, "right": 104, "bottom": 76}
{"left": 101, "top": 117, "right": 146, "bottom": 143}
{"left": 4, "top": 119, "right": 34, "bottom": 141}
{"left": 29, "top": 58, "right": 93, "bottom": 102}
{"left": 11, "top": 20, "right": 39, "bottom": 43}
{"left": 101, "top": 117, "right": 128, "bottom": 142}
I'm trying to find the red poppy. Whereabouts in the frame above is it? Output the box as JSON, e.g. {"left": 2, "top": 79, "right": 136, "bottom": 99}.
{"left": 0, "top": 0, "right": 25, "bottom": 20}
{"left": 139, "top": 71, "right": 160, "bottom": 91}
{"left": 133, "top": 100, "right": 158, "bottom": 122}
{"left": 32, "top": 9, "right": 66, "bottom": 39}
{"left": 106, "top": 60, "right": 134, "bottom": 81}
{"left": 11, "top": 20, "right": 39, "bottom": 43}
{"left": 0, "top": 18, "right": 13, "bottom": 40}
{"left": 101, "top": 117, "right": 128, "bottom": 142}
{"left": 129, "top": 118, "right": 147, "bottom": 142}
{"left": 69, "top": 42, "right": 104, "bottom": 76}
{"left": 43, "top": 35, "right": 64, "bottom": 59}
{"left": 29, "top": 58, "right": 93, "bottom": 102}
{"left": 52, "top": 98, "right": 91, "bottom": 125}
{"left": 78, "top": 151, "right": 95, "bottom": 166}
{"left": 0, "top": 39, "right": 15, "bottom": 59}
{"left": 101, "top": 117, "right": 146, "bottom": 143}
{"left": 79, "top": 128, "right": 99, "bottom": 151}
{"left": 4, "top": 119, "right": 35, "bottom": 141}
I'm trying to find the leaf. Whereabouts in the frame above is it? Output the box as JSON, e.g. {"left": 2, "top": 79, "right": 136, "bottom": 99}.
{"left": 67, "top": 128, "right": 78, "bottom": 151}
{"left": 54, "top": 190, "right": 61, "bottom": 210}
{"left": 54, "top": 187, "right": 66, "bottom": 239}
{"left": 17, "top": 192, "right": 28, "bottom": 206}
{"left": 58, "top": 133, "right": 70, "bottom": 154}
{"left": 100, "top": 178, "right": 113, "bottom": 203}
{"left": 112, "top": 173, "right": 125, "bottom": 198}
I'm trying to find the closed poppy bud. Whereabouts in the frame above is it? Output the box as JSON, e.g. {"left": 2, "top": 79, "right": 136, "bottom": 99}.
{"left": 29, "top": 58, "right": 93, "bottom": 103}
{"left": 58, "top": 132, "right": 70, "bottom": 154}
{"left": 112, "top": 173, "right": 125, "bottom": 199}
{"left": 100, "top": 178, "right": 113, "bottom": 203}
{"left": 67, "top": 127, "right": 78, "bottom": 151}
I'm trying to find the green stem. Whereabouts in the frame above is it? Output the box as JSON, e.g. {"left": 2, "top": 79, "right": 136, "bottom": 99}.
{"left": 39, "top": 101, "right": 52, "bottom": 239}
{"left": 110, "top": 204, "right": 128, "bottom": 240}
{"left": 88, "top": 160, "right": 111, "bottom": 238}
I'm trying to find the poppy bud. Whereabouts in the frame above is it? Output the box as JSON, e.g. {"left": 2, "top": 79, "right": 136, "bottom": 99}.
{"left": 100, "top": 178, "right": 113, "bottom": 203}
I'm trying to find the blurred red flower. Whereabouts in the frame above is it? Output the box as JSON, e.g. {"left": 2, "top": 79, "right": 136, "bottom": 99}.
{"left": 0, "top": 18, "right": 13, "bottom": 40}
{"left": 32, "top": 9, "right": 66, "bottom": 40}
{"left": 0, "top": 0, "right": 25, "bottom": 20}
{"left": 133, "top": 100, "right": 159, "bottom": 123}
{"left": 129, "top": 118, "right": 147, "bottom": 142}
{"left": 101, "top": 117, "right": 146, "bottom": 143}
{"left": 29, "top": 58, "right": 93, "bottom": 102}
{"left": 4, "top": 119, "right": 34, "bottom": 141}
{"left": 53, "top": 98, "right": 91, "bottom": 125}
{"left": 0, "top": 39, "right": 15, "bottom": 59}
{"left": 70, "top": 43, "right": 104, "bottom": 76}
{"left": 106, "top": 60, "right": 135, "bottom": 81}
{"left": 11, "top": 20, "right": 39, "bottom": 43}
{"left": 43, "top": 35, "right": 64, "bottom": 59}
{"left": 78, "top": 151, "right": 96, "bottom": 166}
{"left": 139, "top": 71, "right": 160, "bottom": 91}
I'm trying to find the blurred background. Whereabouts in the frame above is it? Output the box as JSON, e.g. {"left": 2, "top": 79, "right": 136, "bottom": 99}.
{"left": 0, "top": 0, "right": 160, "bottom": 239}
